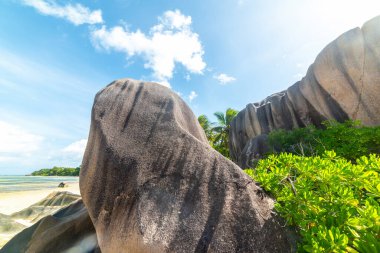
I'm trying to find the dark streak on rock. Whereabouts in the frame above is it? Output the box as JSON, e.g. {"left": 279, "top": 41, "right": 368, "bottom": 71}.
{"left": 122, "top": 84, "right": 144, "bottom": 131}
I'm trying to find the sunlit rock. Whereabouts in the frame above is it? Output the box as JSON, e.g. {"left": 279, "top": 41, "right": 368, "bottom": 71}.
{"left": 80, "top": 79, "right": 295, "bottom": 252}
{"left": 230, "top": 16, "right": 380, "bottom": 168}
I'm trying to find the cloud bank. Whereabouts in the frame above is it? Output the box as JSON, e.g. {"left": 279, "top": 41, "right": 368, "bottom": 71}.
{"left": 62, "top": 139, "right": 87, "bottom": 155}
{"left": 22, "top": 3, "right": 206, "bottom": 88}
{"left": 91, "top": 10, "right": 206, "bottom": 87}
{"left": 0, "top": 121, "right": 43, "bottom": 164}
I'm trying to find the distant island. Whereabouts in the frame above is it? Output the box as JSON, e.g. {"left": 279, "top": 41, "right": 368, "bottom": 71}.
{"left": 29, "top": 166, "right": 80, "bottom": 176}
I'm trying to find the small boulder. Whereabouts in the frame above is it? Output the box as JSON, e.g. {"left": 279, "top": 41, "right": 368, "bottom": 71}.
{"left": 58, "top": 182, "right": 67, "bottom": 188}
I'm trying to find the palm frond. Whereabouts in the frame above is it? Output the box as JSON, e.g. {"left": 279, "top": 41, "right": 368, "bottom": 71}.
{"left": 214, "top": 133, "right": 222, "bottom": 143}
{"left": 214, "top": 112, "right": 226, "bottom": 126}
{"left": 212, "top": 126, "right": 224, "bottom": 133}
{"left": 225, "top": 108, "right": 238, "bottom": 125}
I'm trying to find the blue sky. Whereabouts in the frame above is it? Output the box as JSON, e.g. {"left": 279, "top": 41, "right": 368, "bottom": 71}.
{"left": 1, "top": 0, "right": 379, "bottom": 174}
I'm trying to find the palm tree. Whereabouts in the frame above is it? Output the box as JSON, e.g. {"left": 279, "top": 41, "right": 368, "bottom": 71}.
{"left": 197, "top": 114, "right": 214, "bottom": 143}
{"left": 212, "top": 108, "right": 238, "bottom": 158}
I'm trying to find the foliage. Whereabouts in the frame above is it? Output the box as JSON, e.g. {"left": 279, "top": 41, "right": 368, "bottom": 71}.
{"left": 197, "top": 114, "right": 215, "bottom": 143}
{"left": 30, "top": 166, "right": 80, "bottom": 176}
{"left": 268, "top": 120, "right": 380, "bottom": 161}
{"left": 212, "top": 108, "right": 238, "bottom": 158}
{"left": 245, "top": 152, "right": 380, "bottom": 252}
{"left": 198, "top": 108, "right": 238, "bottom": 158}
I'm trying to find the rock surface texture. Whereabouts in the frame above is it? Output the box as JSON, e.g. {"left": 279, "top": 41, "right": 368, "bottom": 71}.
{"left": 0, "top": 200, "right": 99, "bottom": 253}
{"left": 230, "top": 16, "right": 380, "bottom": 168}
{"left": 80, "top": 79, "right": 295, "bottom": 253}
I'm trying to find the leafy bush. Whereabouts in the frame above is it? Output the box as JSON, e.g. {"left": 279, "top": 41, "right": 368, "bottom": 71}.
{"left": 30, "top": 166, "right": 80, "bottom": 176}
{"left": 268, "top": 120, "right": 380, "bottom": 161}
{"left": 245, "top": 152, "right": 380, "bottom": 252}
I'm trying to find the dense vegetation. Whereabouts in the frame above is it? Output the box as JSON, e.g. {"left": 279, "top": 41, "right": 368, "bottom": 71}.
{"left": 198, "top": 108, "right": 238, "bottom": 158}
{"left": 198, "top": 116, "right": 380, "bottom": 252}
{"left": 243, "top": 121, "right": 380, "bottom": 252}
{"left": 268, "top": 120, "right": 380, "bottom": 161}
{"left": 245, "top": 152, "right": 380, "bottom": 252}
{"left": 30, "top": 166, "right": 80, "bottom": 176}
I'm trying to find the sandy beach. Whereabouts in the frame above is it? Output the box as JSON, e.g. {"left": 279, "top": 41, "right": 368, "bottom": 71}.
{"left": 0, "top": 178, "right": 81, "bottom": 248}
{"left": 0, "top": 181, "right": 80, "bottom": 215}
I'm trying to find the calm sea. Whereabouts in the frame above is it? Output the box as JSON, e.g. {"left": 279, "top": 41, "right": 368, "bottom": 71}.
{"left": 0, "top": 176, "right": 79, "bottom": 193}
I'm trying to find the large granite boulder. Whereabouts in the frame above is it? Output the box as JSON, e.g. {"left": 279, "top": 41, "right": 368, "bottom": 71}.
{"left": 0, "top": 200, "right": 99, "bottom": 253}
{"left": 80, "top": 79, "right": 295, "bottom": 252}
{"left": 230, "top": 16, "right": 380, "bottom": 168}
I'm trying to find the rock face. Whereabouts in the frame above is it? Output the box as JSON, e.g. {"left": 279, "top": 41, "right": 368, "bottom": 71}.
{"left": 0, "top": 200, "right": 99, "bottom": 253}
{"left": 80, "top": 79, "right": 295, "bottom": 252}
{"left": 230, "top": 16, "right": 380, "bottom": 168}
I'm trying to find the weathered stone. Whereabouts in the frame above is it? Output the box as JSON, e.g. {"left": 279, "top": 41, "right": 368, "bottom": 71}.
{"left": 80, "top": 79, "right": 295, "bottom": 252}
{"left": 239, "top": 134, "right": 270, "bottom": 169}
{"left": 0, "top": 200, "right": 99, "bottom": 253}
{"left": 230, "top": 16, "right": 380, "bottom": 167}
{"left": 10, "top": 191, "right": 81, "bottom": 223}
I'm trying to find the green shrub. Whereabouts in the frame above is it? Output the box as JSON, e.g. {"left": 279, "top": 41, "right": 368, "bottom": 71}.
{"left": 268, "top": 120, "right": 380, "bottom": 161}
{"left": 245, "top": 152, "right": 380, "bottom": 252}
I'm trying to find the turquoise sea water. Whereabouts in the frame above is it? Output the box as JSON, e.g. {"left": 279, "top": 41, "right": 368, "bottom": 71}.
{"left": 0, "top": 176, "right": 79, "bottom": 193}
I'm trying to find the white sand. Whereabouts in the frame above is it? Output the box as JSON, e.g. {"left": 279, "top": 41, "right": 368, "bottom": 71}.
{"left": 0, "top": 233, "right": 15, "bottom": 247}
{"left": 0, "top": 182, "right": 80, "bottom": 215}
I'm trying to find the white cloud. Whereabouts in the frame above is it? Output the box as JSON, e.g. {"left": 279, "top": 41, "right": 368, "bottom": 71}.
{"left": 213, "top": 73, "right": 236, "bottom": 85}
{"left": 22, "top": 0, "right": 103, "bottom": 25}
{"left": 0, "top": 48, "right": 106, "bottom": 173}
{"left": 0, "top": 121, "right": 43, "bottom": 154}
{"left": 175, "top": 91, "right": 183, "bottom": 97}
{"left": 91, "top": 9, "right": 206, "bottom": 86}
{"left": 188, "top": 91, "right": 198, "bottom": 101}
{"left": 155, "top": 9, "right": 192, "bottom": 30}
{"left": 62, "top": 139, "right": 87, "bottom": 155}
{"left": 59, "top": 139, "right": 88, "bottom": 166}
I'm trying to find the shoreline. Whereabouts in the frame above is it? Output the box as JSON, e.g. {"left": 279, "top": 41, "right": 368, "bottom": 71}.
{"left": 0, "top": 180, "right": 81, "bottom": 248}
{"left": 24, "top": 175, "right": 80, "bottom": 177}
{"left": 0, "top": 182, "right": 80, "bottom": 215}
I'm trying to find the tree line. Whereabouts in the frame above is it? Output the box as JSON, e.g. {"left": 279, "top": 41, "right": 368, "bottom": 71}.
{"left": 30, "top": 166, "right": 80, "bottom": 176}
